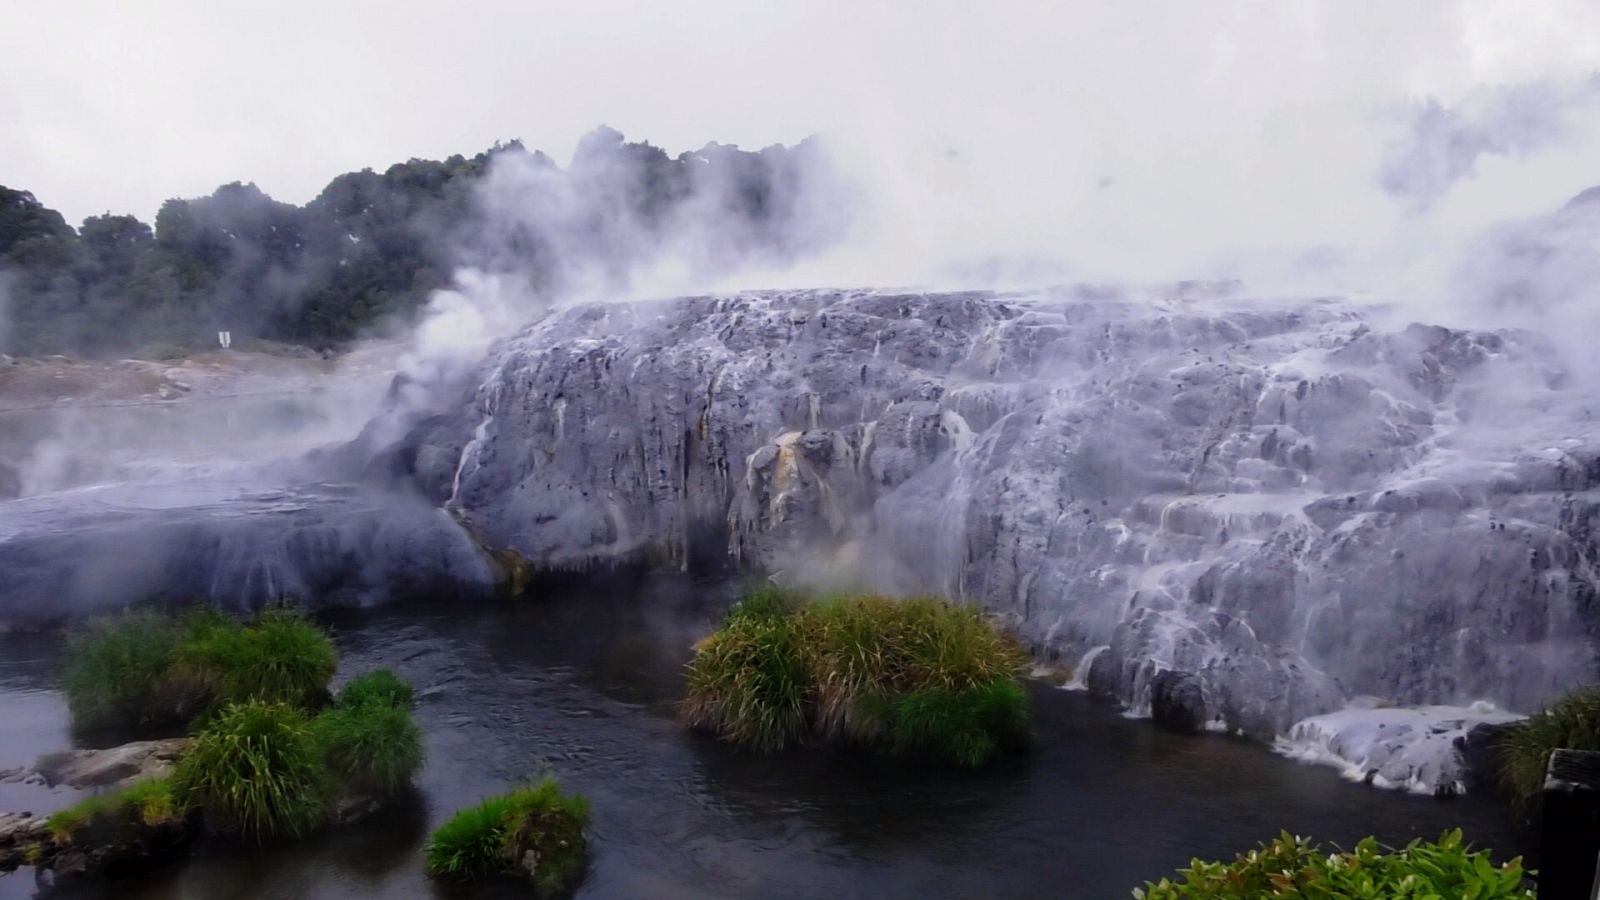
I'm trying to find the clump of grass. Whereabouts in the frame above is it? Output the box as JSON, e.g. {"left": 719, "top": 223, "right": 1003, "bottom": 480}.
{"left": 63, "top": 611, "right": 186, "bottom": 731}
{"left": 425, "top": 778, "right": 590, "bottom": 895}
{"left": 1501, "top": 685, "right": 1600, "bottom": 804}
{"left": 61, "top": 607, "right": 338, "bottom": 733}
{"left": 47, "top": 777, "right": 184, "bottom": 843}
{"left": 336, "top": 669, "right": 414, "bottom": 710}
{"left": 313, "top": 695, "right": 424, "bottom": 796}
{"left": 175, "top": 700, "right": 330, "bottom": 840}
{"left": 682, "top": 589, "right": 1030, "bottom": 766}
{"left": 177, "top": 608, "right": 337, "bottom": 709}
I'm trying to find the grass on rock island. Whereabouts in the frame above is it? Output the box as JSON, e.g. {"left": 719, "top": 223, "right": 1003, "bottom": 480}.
{"left": 52, "top": 606, "right": 425, "bottom": 850}
{"left": 63, "top": 607, "right": 336, "bottom": 733}
{"left": 682, "top": 587, "right": 1030, "bottom": 766}
{"left": 425, "top": 778, "right": 590, "bottom": 896}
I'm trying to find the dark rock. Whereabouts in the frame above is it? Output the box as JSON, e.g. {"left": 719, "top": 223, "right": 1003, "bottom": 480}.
{"left": 1149, "top": 670, "right": 1207, "bottom": 734}
{"left": 1459, "top": 719, "right": 1522, "bottom": 795}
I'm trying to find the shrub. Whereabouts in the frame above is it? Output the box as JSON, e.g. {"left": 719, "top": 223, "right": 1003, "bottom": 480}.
{"left": 682, "top": 590, "right": 1029, "bottom": 766}
{"left": 47, "top": 777, "right": 184, "bottom": 842}
{"left": 425, "top": 778, "right": 589, "bottom": 895}
{"left": 313, "top": 699, "right": 424, "bottom": 796}
{"left": 177, "top": 608, "right": 337, "bottom": 709}
{"left": 337, "top": 669, "right": 414, "bottom": 710}
{"left": 1501, "top": 685, "right": 1600, "bottom": 804}
{"left": 175, "top": 701, "right": 329, "bottom": 840}
{"left": 62, "top": 611, "right": 186, "bottom": 731}
{"left": 1133, "top": 830, "right": 1533, "bottom": 899}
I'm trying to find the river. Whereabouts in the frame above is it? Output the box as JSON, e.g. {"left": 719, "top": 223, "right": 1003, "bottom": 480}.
{"left": 0, "top": 576, "right": 1520, "bottom": 899}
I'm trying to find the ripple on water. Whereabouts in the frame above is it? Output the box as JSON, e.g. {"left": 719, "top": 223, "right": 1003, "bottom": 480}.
{"left": 0, "top": 578, "right": 1522, "bottom": 899}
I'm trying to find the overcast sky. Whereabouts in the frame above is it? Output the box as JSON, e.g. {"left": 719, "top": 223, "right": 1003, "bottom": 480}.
{"left": 5, "top": 1, "right": 1600, "bottom": 290}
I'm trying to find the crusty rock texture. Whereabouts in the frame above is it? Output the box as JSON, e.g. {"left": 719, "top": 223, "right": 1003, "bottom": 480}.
{"left": 434, "top": 286, "right": 1599, "bottom": 734}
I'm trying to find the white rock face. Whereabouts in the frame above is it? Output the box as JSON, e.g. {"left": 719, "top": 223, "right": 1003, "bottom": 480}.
{"left": 433, "top": 285, "right": 1600, "bottom": 735}
{"left": 1276, "top": 703, "right": 1524, "bottom": 795}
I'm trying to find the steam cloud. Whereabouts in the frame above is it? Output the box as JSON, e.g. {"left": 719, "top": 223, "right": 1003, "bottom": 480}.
{"left": 1380, "top": 76, "right": 1600, "bottom": 210}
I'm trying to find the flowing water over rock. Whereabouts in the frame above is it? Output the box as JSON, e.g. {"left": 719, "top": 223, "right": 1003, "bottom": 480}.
{"left": 0, "top": 579, "right": 1520, "bottom": 899}
{"left": 418, "top": 287, "right": 1600, "bottom": 750}
{"left": 5, "top": 287, "right": 1599, "bottom": 791}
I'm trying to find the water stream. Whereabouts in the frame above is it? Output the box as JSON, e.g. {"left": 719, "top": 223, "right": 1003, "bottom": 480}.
{"left": 0, "top": 577, "right": 1520, "bottom": 899}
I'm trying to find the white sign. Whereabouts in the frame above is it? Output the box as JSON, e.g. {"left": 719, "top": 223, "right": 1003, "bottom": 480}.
{"left": 218, "top": 331, "right": 232, "bottom": 350}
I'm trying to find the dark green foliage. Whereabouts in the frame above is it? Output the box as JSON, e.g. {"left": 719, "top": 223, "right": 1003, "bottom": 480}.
{"left": 0, "top": 128, "right": 837, "bottom": 356}
{"left": 176, "top": 701, "right": 330, "bottom": 840}
{"left": 336, "top": 669, "right": 414, "bottom": 710}
{"left": 176, "top": 608, "right": 337, "bottom": 708}
{"left": 889, "top": 680, "right": 1030, "bottom": 767}
{"left": 62, "top": 610, "right": 188, "bottom": 731}
{"left": 61, "top": 607, "right": 337, "bottom": 733}
{"left": 46, "top": 776, "right": 184, "bottom": 842}
{"left": 682, "top": 590, "right": 1030, "bottom": 766}
{"left": 425, "top": 778, "right": 590, "bottom": 895}
{"left": 1133, "top": 829, "right": 1533, "bottom": 899}
{"left": 1501, "top": 685, "right": 1600, "bottom": 804}
{"left": 313, "top": 692, "right": 424, "bottom": 795}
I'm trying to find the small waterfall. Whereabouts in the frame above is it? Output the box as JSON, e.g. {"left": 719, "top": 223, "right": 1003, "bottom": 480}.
{"left": 1062, "top": 645, "right": 1109, "bottom": 691}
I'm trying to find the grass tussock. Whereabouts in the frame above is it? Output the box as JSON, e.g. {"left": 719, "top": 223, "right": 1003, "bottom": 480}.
{"left": 175, "top": 700, "right": 330, "bottom": 840}
{"left": 1501, "top": 685, "right": 1600, "bottom": 804}
{"left": 62, "top": 611, "right": 187, "bottom": 731}
{"left": 47, "top": 777, "right": 184, "bottom": 842}
{"left": 62, "top": 607, "right": 338, "bottom": 732}
{"left": 425, "top": 778, "right": 590, "bottom": 895}
{"left": 314, "top": 700, "right": 424, "bottom": 796}
{"left": 336, "top": 669, "right": 414, "bottom": 710}
{"left": 682, "top": 588, "right": 1030, "bottom": 766}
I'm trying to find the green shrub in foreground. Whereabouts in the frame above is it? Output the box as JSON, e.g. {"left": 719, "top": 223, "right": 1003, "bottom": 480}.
{"left": 682, "top": 590, "right": 1029, "bottom": 766}
{"left": 46, "top": 777, "right": 184, "bottom": 842}
{"left": 425, "top": 778, "right": 589, "bottom": 895}
{"left": 314, "top": 698, "right": 424, "bottom": 795}
{"left": 337, "top": 669, "right": 415, "bottom": 710}
{"left": 1133, "top": 829, "right": 1533, "bottom": 899}
{"left": 1501, "top": 685, "right": 1600, "bottom": 805}
{"left": 175, "top": 700, "right": 329, "bottom": 840}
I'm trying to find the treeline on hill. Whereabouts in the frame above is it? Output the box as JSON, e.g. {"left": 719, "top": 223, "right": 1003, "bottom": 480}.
{"left": 0, "top": 128, "right": 834, "bottom": 357}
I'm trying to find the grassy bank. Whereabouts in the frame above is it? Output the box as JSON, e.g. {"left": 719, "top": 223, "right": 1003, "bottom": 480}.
{"left": 682, "top": 587, "right": 1029, "bottom": 766}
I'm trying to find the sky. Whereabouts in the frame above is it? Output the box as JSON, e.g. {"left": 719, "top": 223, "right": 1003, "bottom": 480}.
{"left": 5, "top": 0, "right": 1600, "bottom": 292}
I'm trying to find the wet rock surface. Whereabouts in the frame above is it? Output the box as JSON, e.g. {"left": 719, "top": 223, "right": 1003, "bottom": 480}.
{"left": 0, "top": 476, "right": 495, "bottom": 626}
{"left": 434, "top": 288, "right": 1600, "bottom": 731}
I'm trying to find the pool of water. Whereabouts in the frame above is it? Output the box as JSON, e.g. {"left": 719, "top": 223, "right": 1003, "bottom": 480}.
{"left": 0, "top": 577, "right": 1521, "bottom": 899}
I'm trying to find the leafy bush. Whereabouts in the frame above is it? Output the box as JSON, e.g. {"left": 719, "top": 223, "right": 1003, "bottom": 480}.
{"left": 336, "top": 669, "right": 414, "bottom": 710}
{"left": 1501, "top": 685, "right": 1600, "bottom": 804}
{"left": 1133, "top": 829, "right": 1533, "bottom": 899}
{"left": 175, "top": 701, "right": 329, "bottom": 840}
{"left": 61, "top": 607, "right": 338, "bottom": 733}
{"left": 682, "top": 590, "right": 1029, "bottom": 766}
{"left": 63, "top": 611, "right": 187, "bottom": 730}
{"left": 425, "top": 778, "right": 590, "bottom": 895}
{"left": 313, "top": 697, "right": 424, "bottom": 795}
{"left": 47, "top": 777, "right": 184, "bottom": 842}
